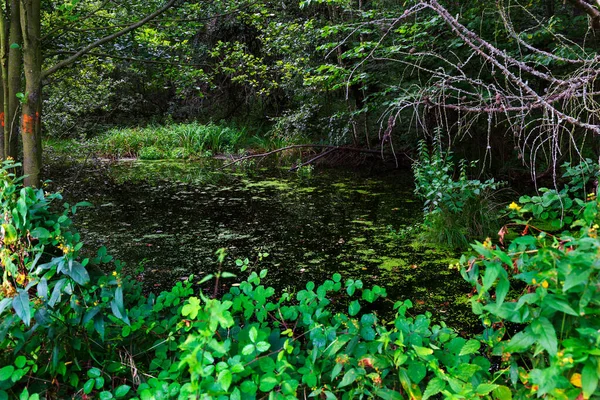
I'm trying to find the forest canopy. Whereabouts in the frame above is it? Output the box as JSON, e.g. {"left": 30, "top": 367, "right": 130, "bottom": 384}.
{"left": 0, "top": 0, "right": 596, "bottom": 184}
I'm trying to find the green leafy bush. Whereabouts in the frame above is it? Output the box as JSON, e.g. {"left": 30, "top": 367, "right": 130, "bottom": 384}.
{"left": 459, "top": 180, "right": 600, "bottom": 399}
{"left": 139, "top": 145, "right": 164, "bottom": 160}
{"left": 412, "top": 140, "right": 504, "bottom": 248}
{"left": 0, "top": 159, "right": 130, "bottom": 398}
{"left": 508, "top": 159, "right": 599, "bottom": 231}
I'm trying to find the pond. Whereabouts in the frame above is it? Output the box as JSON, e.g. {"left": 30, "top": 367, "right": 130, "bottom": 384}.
{"left": 47, "top": 158, "right": 478, "bottom": 332}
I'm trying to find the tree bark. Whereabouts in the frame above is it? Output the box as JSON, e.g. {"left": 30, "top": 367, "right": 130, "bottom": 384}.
{"left": 20, "top": 0, "right": 41, "bottom": 187}
{"left": 0, "top": 4, "right": 7, "bottom": 160}
{"left": 565, "top": 0, "right": 600, "bottom": 30}
{"left": 7, "top": 0, "right": 22, "bottom": 159}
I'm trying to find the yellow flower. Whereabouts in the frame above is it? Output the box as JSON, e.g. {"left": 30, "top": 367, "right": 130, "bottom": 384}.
{"left": 532, "top": 278, "right": 537, "bottom": 285}
{"left": 508, "top": 202, "right": 522, "bottom": 211}
{"left": 112, "top": 271, "right": 117, "bottom": 276}
{"left": 541, "top": 280, "right": 548, "bottom": 288}
{"left": 16, "top": 273, "right": 26, "bottom": 285}
{"left": 570, "top": 373, "right": 582, "bottom": 388}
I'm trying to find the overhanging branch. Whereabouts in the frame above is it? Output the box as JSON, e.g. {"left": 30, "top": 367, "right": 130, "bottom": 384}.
{"left": 42, "top": 0, "right": 178, "bottom": 79}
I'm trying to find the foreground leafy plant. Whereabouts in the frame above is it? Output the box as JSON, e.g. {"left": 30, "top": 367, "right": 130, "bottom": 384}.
{"left": 460, "top": 187, "right": 600, "bottom": 399}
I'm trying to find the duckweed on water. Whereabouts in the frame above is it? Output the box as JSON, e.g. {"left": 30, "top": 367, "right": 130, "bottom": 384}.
{"left": 47, "top": 157, "right": 476, "bottom": 329}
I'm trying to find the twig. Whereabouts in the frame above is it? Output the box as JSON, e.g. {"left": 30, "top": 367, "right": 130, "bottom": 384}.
{"left": 289, "top": 148, "right": 338, "bottom": 171}
{"left": 220, "top": 144, "right": 396, "bottom": 170}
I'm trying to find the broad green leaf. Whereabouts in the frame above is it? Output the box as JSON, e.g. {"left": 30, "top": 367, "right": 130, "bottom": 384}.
{"left": 111, "top": 286, "right": 129, "bottom": 325}
{"left": 19, "top": 388, "right": 29, "bottom": 400}
{"left": 14, "top": 356, "right": 26, "bottom": 369}
{"left": 256, "top": 341, "right": 270, "bottom": 352}
{"left": 413, "top": 345, "right": 433, "bottom": 357}
{"left": 459, "top": 339, "right": 481, "bottom": 356}
{"left": 492, "top": 385, "right": 512, "bottom": 400}
{"left": 0, "top": 298, "right": 11, "bottom": 315}
{"left": 563, "top": 269, "right": 591, "bottom": 292}
{"left": 505, "top": 330, "right": 535, "bottom": 353}
{"left": 67, "top": 261, "right": 90, "bottom": 285}
{"left": 49, "top": 278, "right": 67, "bottom": 307}
{"left": 94, "top": 315, "right": 105, "bottom": 341}
{"left": 475, "top": 383, "right": 498, "bottom": 395}
{"left": 218, "top": 369, "right": 232, "bottom": 392}
{"left": 348, "top": 300, "right": 360, "bottom": 316}
{"left": 87, "top": 368, "right": 101, "bottom": 378}
{"left": 482, "top": 264, "right": 500, "bottom": 291}
{"left": 99, "top": 391, "right": 113, "bottom": 400}
{"left": 240, "top": 380, "right": 257, "bottom": 394}
{"left": 114, "top": 385, "right": 131, "bottom": 398}
{"left": 12, "top": 290, "right": 31, "bottom": 326}
{"left": 259, "top": 374, "right": 279, "bottom": 392}
{"left": 331, "top": 363, "right": 343, "bottom": 381}
{"left": 375, "top": 388, "right": 403, "bottom": 400}
{"left": 37, "top": 278, "right": 48, "bottom": 300}
{"left": 182, "top": 297, "right": 200, "bottom": 319}
{"left": 407, "top": 361, "right": 426, "bottom": 384}
{"left": 423, "top": 377, "right": 445, "bottom": 399}
{"left": 83, "top": 378, "right": 94, "bottom": 394}
{"left": 249, "top": 326, "right": 258, "bottom": 343}
{"left": 582, "top": 360, "right": 598, "bottom": 398}
{"left": 338, "top": 368, "right": 358, "bottom": 388}
{"left": 495, "top": 278, "right": 509, "bottom": 306}
{"left": 241, "top": 344, "right": 255, "bottom": 355}
{"left": 531, "top": 317, "right": 557, "bottom": 356}
{"left": 30, "top": 227, "right": 51, "bottom": 240}
{"left": 0, "top": 366, "right": 14, "bottom": 381}
{"left": 543, "top": 295, "right": 577, "bottom": 316}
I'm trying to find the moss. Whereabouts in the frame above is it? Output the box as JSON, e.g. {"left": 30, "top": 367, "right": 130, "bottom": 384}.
{"left": 351, "top": 219, "right": 374, "bottom": 226}
{"left": 244, "top": 179, "right": 291, "bottom": 191}
{"left": 379, "top": 257, "right": 408, "bottom": 270}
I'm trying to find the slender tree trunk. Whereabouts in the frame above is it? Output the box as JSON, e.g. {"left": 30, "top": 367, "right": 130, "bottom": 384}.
{"left": 20, "top": 0, "right": 41, "bottom": 187}
{"left": 7, "top": 0, "right": 22, "bottom": 159}
{"left": 0, "top": 5, "right": 7, "bottom": 160}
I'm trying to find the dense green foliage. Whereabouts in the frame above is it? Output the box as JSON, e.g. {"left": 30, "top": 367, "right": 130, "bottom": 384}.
{"left": 412, "top": 140, "right": 504, "bottom": 248}
{"left": 4, "top": 1, "right": 600, "bottom": 398}
{"left": 40, "top": 0, "right": 600, "bottom": 178}
{"left": 1, "top": 157, "right": 599, "bottom": 398}
{"left": 93, "top": 123, "right": 249, "bottom": 159}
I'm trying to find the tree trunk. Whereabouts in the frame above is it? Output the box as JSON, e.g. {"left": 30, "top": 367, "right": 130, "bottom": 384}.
{"left": 20, "top": 0, "right": 41, "bottom": 187}
{"left": 7, "top": 0, "right": 22, "bottom": 159}
{"left": 0, "top": 4, "right": 7, "bottom": 160}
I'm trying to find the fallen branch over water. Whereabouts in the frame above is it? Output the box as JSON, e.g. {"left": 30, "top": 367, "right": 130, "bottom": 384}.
{"left": 220, "top": 144, "right": 400, "bottom": 170}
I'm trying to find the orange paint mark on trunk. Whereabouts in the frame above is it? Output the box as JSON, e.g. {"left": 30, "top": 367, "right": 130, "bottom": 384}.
{"left": 22, "top": 114, "right": 34, "bottom": 134}
{"left": 0, "top": 112, "right": 4, "bottom": 127}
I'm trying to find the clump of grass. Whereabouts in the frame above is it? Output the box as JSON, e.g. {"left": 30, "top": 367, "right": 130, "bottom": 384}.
{"left": 93, "top": 122, "right": 248, "bottom": 159}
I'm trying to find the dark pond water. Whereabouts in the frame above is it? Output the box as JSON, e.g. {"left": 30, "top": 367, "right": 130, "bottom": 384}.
{"left": 47, "top": 158, "right": 478, "bottom": 331}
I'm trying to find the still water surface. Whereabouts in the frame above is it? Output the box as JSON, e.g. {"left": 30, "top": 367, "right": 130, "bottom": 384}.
{"left": 50, "top": 160, "right": 477, "bottom": 331}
